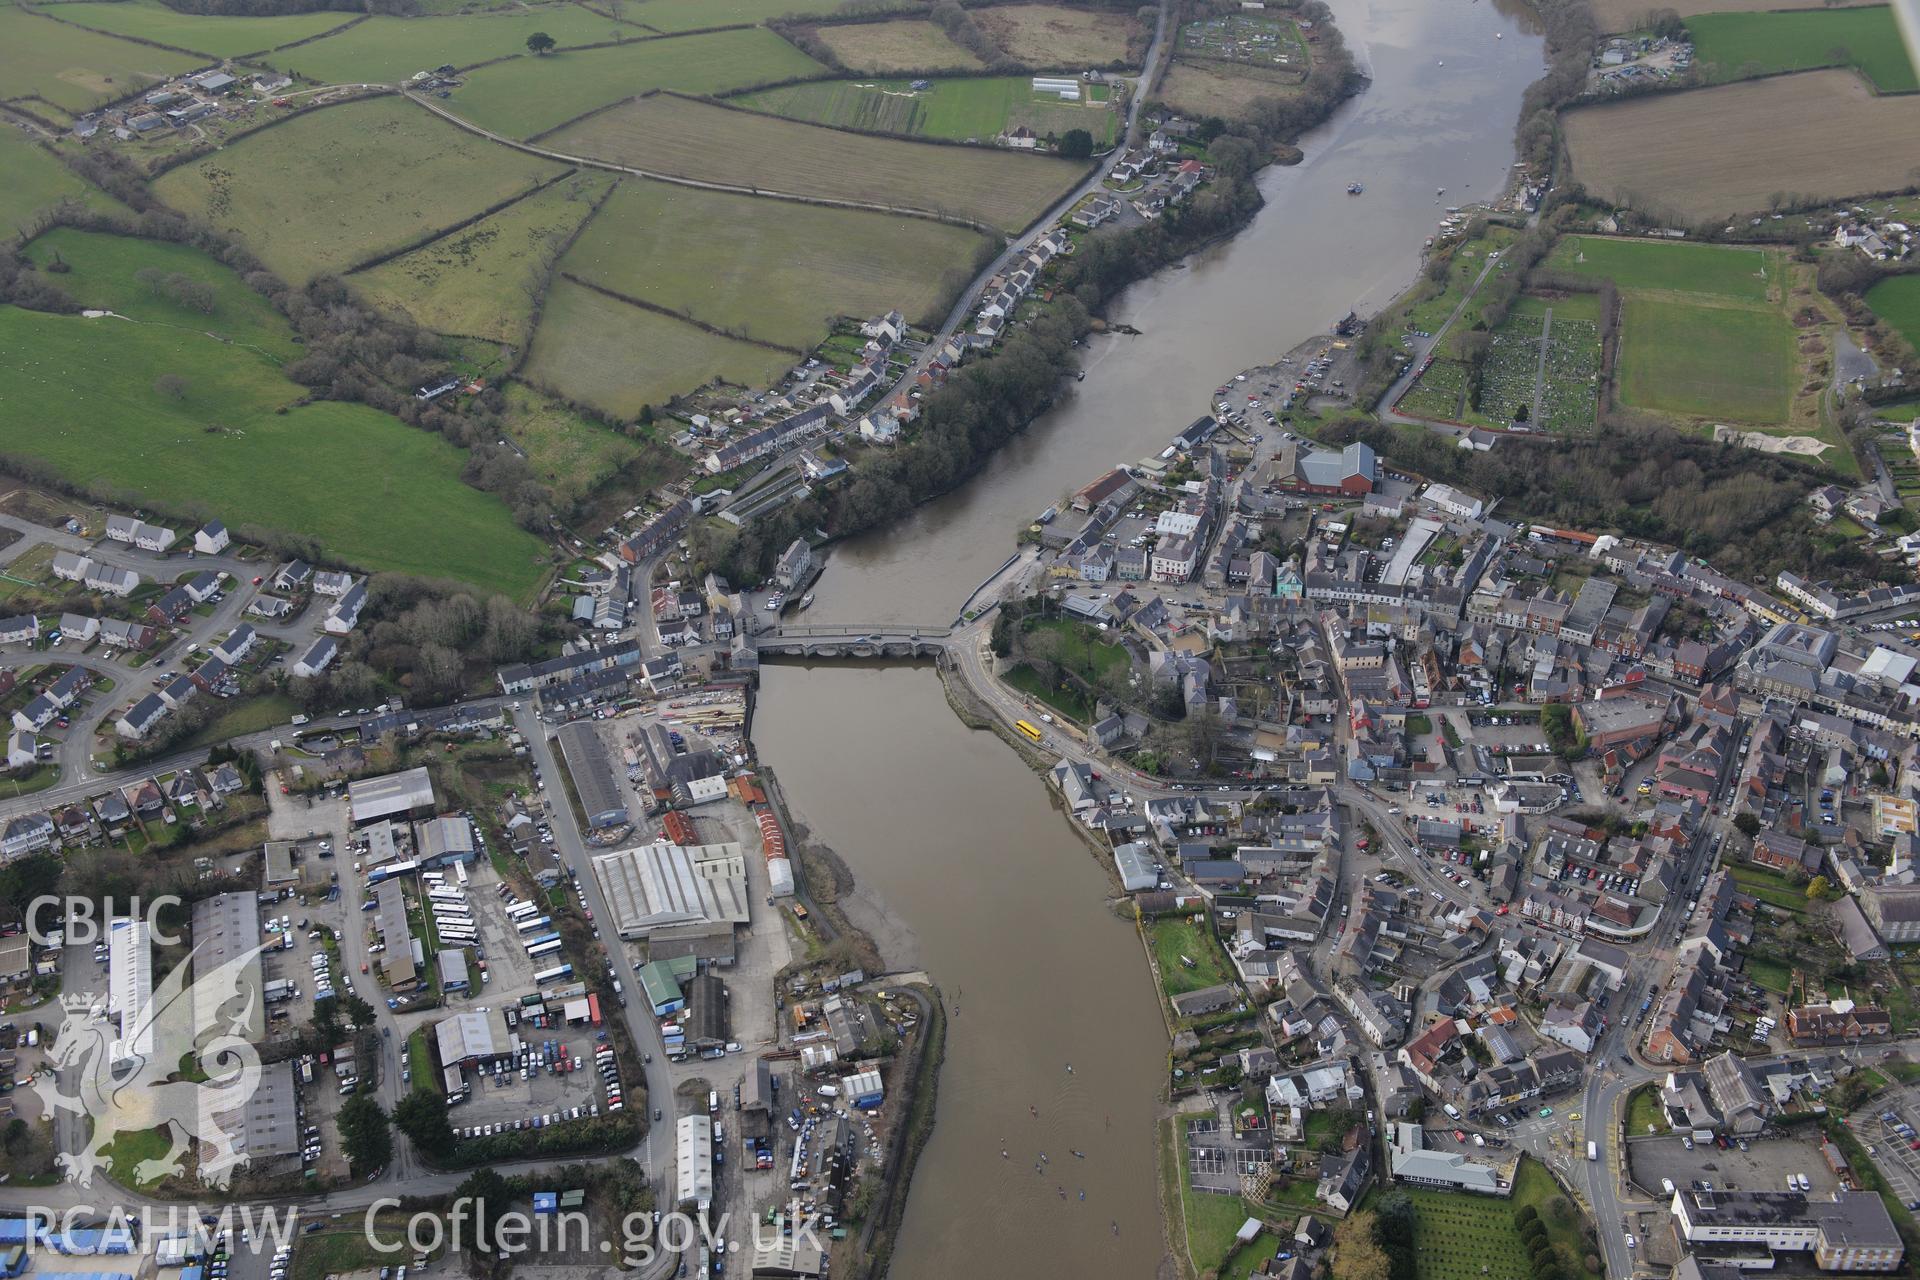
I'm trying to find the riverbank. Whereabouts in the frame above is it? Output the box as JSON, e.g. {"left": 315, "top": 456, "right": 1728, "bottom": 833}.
{"left": 722, "top": 9, "right": 1367, "bottom": 590}
{"left": 747, "top": 2, "right": 1555, "bottom": 1272}
{"left": 759, "top": 765, "right": 947, "bottom": 1280}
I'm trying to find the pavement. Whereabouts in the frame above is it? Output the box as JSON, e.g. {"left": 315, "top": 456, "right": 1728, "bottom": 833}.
{"left": 0, "top": 509, "right": 338, "bottom": 794}
{"left": 512, "top": 704, "right": 681, "bottom": 1241}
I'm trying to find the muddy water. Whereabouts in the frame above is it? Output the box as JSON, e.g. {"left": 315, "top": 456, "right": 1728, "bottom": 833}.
{"left": 754, "top": 2, "right": 1546, "bottom": 1274}
{"left": 808, "top": 0, "right": 1545, "bottom": 629}
{"left": 756, "top": 666, "right": 1165, "bottom": 1275}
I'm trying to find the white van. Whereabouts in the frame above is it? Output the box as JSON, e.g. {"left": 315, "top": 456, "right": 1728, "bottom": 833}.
{"left": 1442, "top": 1103, "right": 1462, "bottom": 1121}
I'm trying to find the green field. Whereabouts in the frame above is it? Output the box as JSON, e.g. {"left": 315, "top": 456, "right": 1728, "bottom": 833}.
{"left": 1146, "top": 915, "right": 1233, "bottom": 996}
{"left": 737, "top": 75, "right": 1120, "bottom": 146}
{"left": 1867, "top": 274, "right": 1920, "bottom": 353}
{"left": 154, "top": 96, "right": 565, "bottom": 282}
{"left": 627, "top": 0, "right": 852, "bottom": 29}
{"left": 522, "top": 276, "right": 792, "bottom": 418}
{"left": 1730, "top": 862, "right": 1811, "bottom": 912}
{"left": 0, "top": 304, "right": 546, "bottom": 597}
{"left": 0, "top": 3, "right": 199, "bottom": 114}
{"left": 43, "top": 0, "right": 356, "bottom": 58}
{"left": 1546, "top": 235, "right": 1776, "bottom": 302}
{"left": 1625, "top": 1083, "right": 1666, "bottom": 1135}
{"left": 1616, "top": 296, "right": 1793, "bottom": 421}
{"left": 353, "top": 171, "right": 611, "bottom": 343}
{"left": 1020, "top": 615, "right": 1131, "bottom": 681}
{"left": 1399, "top": 228, "right": 1519, "bottom": 337}
{"left": 0, "top": 127, "right": 122, "bottom": 239}
{"left": 25, "top": 227, "right": 301, "bottom": 361}
{"left": 1161, "top": 1113, "right": 1252, "bottom": 1276}
{"left": 1003, "top": 661, "right": 1093, "bottom": 721}
{"left": 549, "top": 93, "right": 1086, "bottom": 233}
{"left": 265, "top": 5, "right": 646, "bottom": 83}
{"left": 561, "top": 177, "right": 988, "bottom": 350}
{"left": 1687, "top": 6, "right": 1917, "bottom": 93}
{"left": 446, "top": 26, "right": 822, "bottom": 139}
{"left": 500, "top": 382, "right": 661, "bottom": 507}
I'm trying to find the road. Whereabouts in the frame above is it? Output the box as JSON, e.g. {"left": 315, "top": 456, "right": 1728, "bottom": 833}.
{"left": 876, "top": 0, "right": 1173, "bottom": 409}
{"left": 1372, "top": 248, "right": 1506, "bottom": 434}
{"left": 0, "top": 508, "right": 337, "bottom": 792}
{"left": 511, "top": 704, "right": 680, "bottom": 1261}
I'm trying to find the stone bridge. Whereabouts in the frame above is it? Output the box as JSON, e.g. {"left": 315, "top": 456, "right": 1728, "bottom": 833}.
{"left": 752, "top": 623, "right": 955, "bottom": 660}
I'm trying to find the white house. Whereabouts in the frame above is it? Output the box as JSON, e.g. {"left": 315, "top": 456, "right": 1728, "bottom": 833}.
{"left": 133, "top": 524, "right": 177, "bottom": 553}
{"left": 50, "top": 552, "right": 91, "bottom": 583}
{"left": 84, "top": 565, "right": 139, "bottom": 597}
{"left": 193, "top": 521, "right": 230, "bottom": 555}
{"left": 1156, "top": 509, "right": 1202, "bottom": 538}
{"left": 292, "top": 635, "right": 338, "bottom": 679}
{"left": 312, "top": 570, "right": 355, "bottom": 597}
{"left": 858, "top": 410, "right": 900, "bottom": 443}
{"left": 324, "top": 582, "right": 365, "bottom": 635}
{"left": 211, "top": 623, "right": 256, "bottom": 665}
{"left": 6, "top": 731, "right": 36, "bottom": 771}
{"left": 1424, "top": 483, "right": 1485, "bottom": 521}
{"left": 0, "top": 615, "right": 37, "bottom": 645}
{"left": 116, "top": 694, "right": 168, "bottom": 740}
{"left": 57, "top": 614, "right": 100, "bottom": 644}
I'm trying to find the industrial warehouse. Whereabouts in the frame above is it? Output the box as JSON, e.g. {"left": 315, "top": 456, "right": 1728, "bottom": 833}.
{"left": 557, "top": 720, "right": 629, "bottom": 830}
{"left": 590, "top": 842, "right": 751, "bottom": 938}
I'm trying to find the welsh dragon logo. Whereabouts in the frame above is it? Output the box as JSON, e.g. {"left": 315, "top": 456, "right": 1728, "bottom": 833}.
{"left": 33, "top": 941, "right": 268, "bottom": 1189}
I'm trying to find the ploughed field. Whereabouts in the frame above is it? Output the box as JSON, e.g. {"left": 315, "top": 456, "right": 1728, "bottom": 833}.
{"left": 1561, "top": 70, "right": 1920, "bottom": 219}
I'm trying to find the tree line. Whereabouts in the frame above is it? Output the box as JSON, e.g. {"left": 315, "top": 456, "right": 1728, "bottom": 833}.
{"left": 1318, "top": 412, "right": 1886, "bottom": 589}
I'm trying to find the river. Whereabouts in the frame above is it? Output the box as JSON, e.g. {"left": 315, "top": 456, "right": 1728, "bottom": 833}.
{"left": 755, "top": 1, "right": 1546, "bottom": 1274}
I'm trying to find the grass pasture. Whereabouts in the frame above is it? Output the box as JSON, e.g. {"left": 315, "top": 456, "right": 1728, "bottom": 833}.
{"left": 1866, "top": 274, "right": 1920, "bottom": 354}
{"left": 548, "top": 94, "right": 1085, "bottom": 232}
{"left": 1562, "top": 69, "right": 1920, "bottom": 219}
{"left": 0, "top": 305, "right": 546, "bottom": 597}
{"left": 265, "top": 5, "right": 646, "bottom": 83}
{"left": 352, "top": 171, "right": 611, "bottom": 343}
{"left": 1616, "top": 296, "right": 1793, "bottom": 422}
{"left": 153, "top": 96, "right": 565, "bottom": 282}
{"left": 41, "top": 0, "right": 356, "bottom": 58}
{"left": 624, "top": 0, "right": 852, "bottom": 30}
{"left": 1589, "top": 0, "right": 1876, "bottom": 31}
{"left": 522, "top": 276, "right": 792, "bottom": 418}
{"left": 972, "top": 4, "right": 1145, "bottom": 66}
{"left": 0, "top": 4, "right": 200, "bottom": 114}
{"left": 1686, "top": 6, "right": 1916, "bottom": 93}
{"left": 0, "top": 126, "right": 121, "bottom": 239}
{"left": 23, "top": 227, "right": 299, "bottom": 360}
{"left": 500, "top": 382, "right": 659, "bottom": 508}
{"left": 447, "top": 25, "right": 821, "bottom": 139}
{"left": 1145, "top": 915, "right": 1232, "bottom": 997}
{"left": 736, "top": 75, "right": 1119, "bottom": 145}
{"left": 1546, "top": 235, "right": 1775, "bottom": 301}
{"left": 562, "top": 177, "right": 989, "bottom": 350}
{"left": 810, "top": 18, "right": 985, "bottom": 72}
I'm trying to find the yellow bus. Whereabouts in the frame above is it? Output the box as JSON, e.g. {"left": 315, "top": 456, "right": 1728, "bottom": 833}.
{"left": 1015, "top": 719, "right": 1043, "bottom": 742}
